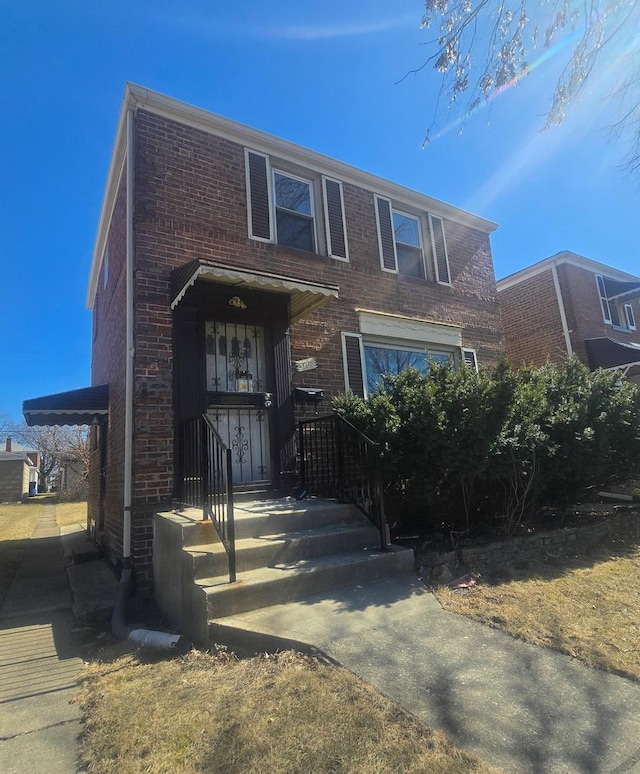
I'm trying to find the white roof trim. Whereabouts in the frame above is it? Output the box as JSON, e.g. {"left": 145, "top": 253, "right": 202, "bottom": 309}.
{"left": 497, "top": 251, "right": 640, "bottom": 291}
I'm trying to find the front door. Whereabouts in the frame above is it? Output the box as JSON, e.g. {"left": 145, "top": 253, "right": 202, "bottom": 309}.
{"left": 205, "top": 320, "right": 272, "bottom": 486}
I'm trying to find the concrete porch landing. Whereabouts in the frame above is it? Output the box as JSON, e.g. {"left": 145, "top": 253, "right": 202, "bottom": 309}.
{"left": 214, "top": 575, "right": 640, "bottom": 774}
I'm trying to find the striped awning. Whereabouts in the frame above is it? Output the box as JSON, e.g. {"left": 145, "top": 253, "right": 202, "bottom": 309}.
{"left": 585, "top": 338, "right": 640, "bottom": 371}
{"left": 22, "top": 384, "right": 109, "bottom": 426}
{"left": 171, "top": 259, "right": 339, "bottom": 322}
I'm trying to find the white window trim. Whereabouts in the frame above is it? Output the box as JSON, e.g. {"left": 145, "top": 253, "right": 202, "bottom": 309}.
{"left": 362, "top": 337, "right": 456, "bottom": 397}
{"left": 272, "top": 167, "right": 318, "bottom": 253}
{"left": 595, "top": 274, "right": 612, "bottom": 324}
{"left": 244, "top": 148, "right": 274, "bottom": 243}
{"left": 625, "top": 303, "right": 637, "bottom": 331}
{"left": 429, "top": 213, "right": 452, "bottom": 286}
{"left": 392, "top": 207, "right": 427, "bottom": 279}
{"left": 461, "top": 348, "right": 478, "bottom": 371}
{"left": 322, "top": 175, "right": 349, "bottom": 262}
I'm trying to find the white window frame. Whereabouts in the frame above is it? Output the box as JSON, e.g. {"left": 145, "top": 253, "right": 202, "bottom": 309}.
{"left": 595, "top": 274, "right": 612, "bottom": 324}
{"left": 272, "top": 167, "right": 318, "bottom": 253}
{"left": 361, "top": 338, "right": 454, "bottom": 397}
{"left": 624, "top": 303, "right": 637, "bottom": 331}
{"left": 392, "top": 208, "right": 427, "bottom": 280}
{"left": 461, "top": 348, "right": 478, "bottom": 371}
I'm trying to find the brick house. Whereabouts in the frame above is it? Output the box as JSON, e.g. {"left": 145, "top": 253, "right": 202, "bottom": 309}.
{"left": 23, "top": 84, "right": 504, "bottom": 585}
{"left": 497, "top": 251, "right": 640, "bottom": 382}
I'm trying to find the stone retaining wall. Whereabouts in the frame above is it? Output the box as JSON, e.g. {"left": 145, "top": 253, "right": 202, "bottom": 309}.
{"left": 416, "top": 507, "right": 640, "bottom": 585}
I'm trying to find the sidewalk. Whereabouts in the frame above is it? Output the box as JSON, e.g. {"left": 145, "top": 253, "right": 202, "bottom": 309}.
{"left": 0, "top": 505, "right": 116, "bottom": 774}
{"left": 219, "top": 575, "right": 640, "bottom": 774}
{"left": 3, "top": 507, "right": 640, "bottom": 773}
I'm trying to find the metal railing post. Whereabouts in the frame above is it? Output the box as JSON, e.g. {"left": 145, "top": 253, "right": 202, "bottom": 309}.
{"left": 225, "top": 448, "right": 236, "bottom": 583}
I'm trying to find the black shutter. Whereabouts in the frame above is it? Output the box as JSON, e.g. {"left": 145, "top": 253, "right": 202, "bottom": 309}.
{"left": 323, "top": 177, "right": 348, "bottom": 260}
{"left": 246, "top": 150, "right": 271, "bottom": 240}
{"left": 430, "top": 215, "right": 450, "bottom": 284}
{"left": 375, "top": 196, "right": 397, "bottom": 271}
{"left": 342, "top": 333, "right": 365, "bottom": 398}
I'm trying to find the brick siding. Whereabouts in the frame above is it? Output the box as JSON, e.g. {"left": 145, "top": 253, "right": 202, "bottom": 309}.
{"left": 498, "top": 268, "right": 568, "bottom": 367}
{"left": 91, "top": 108, "right": 505, "bottom": 582}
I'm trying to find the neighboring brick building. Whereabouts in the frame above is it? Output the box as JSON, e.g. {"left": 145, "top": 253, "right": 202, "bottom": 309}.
{"left": 497, "top": 251, "right": 640, "bottom": 381}
{"left": 23, "top": 84, "right": 504, "bottom": 582}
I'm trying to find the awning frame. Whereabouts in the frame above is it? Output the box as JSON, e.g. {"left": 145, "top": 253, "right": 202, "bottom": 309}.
{"left": 171, "top": 259, "right": 339, "bottom": 323}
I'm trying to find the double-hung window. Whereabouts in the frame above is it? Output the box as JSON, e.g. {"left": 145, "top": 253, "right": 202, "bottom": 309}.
{"left": 245, "top": 148, "right": 348, "bottom": 259}
{"left": 393, "top": 211, "right": 425, "bottom": 279}
{"left": 375, "top": 195, "right": 450, "bottom": 283}
{"left": 273, "top": 170, "right": 316, "bottom": 252}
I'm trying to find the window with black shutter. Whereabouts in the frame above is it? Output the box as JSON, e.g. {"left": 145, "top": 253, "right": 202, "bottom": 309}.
{"left": 429, "top": 214, "right": 451, "bottom": 285}
{"left": 323, "top": 176, "right": 348, "bottom": 260}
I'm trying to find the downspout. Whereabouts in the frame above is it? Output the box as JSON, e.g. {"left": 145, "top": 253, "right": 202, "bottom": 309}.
{"left": 551, "top": 261, "right": 573, "bottom": 357}
{"left": 111, "top": 106, "right": 182, "bottom": 649}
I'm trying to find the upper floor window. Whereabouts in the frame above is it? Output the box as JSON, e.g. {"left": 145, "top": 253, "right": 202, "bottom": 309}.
{"left": 596, "top": 274, "right": 638, "bottom": 331}
{"left": 375, "top": 195, "right": 450, "bottom": 283}
{"left": 393, "top": 211, "right": 425, "bottom": 279}
{"left": 245, "top": 148, "right": 348, "bottom": 260}
{"left": 273, "top": 171, "right": 316, "bottom": 252}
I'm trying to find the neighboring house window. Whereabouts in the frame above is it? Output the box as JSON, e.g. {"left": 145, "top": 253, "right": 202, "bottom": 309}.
{"left": 341, "top": 332, "right": 456, "bottom": 397}
{"left": 596, "top": 274, "right": 638, "bottom": 331}
{"left": 245, "top": 149, "right": 348, "bottom": 260}
{"left": 624, "top": 303, "right": 636, "bottom": 330}
{"left": 375, "top": 195, "right": 450, "bottom": 283}
{"left": 462, "top": 348, "right": 478, "bottom": 371}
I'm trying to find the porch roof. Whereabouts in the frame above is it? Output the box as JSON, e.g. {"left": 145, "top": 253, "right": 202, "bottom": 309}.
{"left": 171, "top": 259, "right": 339, "bottom": 322}
{"left": 585, "top": 338, "right": 640, "bottom": 372}
{"left": 22, "top": 384, "right": 109, "bottom": 426}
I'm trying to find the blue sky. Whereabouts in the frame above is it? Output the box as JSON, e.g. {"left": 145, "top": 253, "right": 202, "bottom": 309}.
{"left": 1, "top": 0, "right": 638, "bottom": 422}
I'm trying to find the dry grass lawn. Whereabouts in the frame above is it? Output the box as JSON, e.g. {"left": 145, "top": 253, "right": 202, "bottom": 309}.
{"left": 0, "top": 499, "right": 47, "bottom": 603}
{"left": 80, "top": 649, "right": 498, "bottom": 774}
{"left": 55, "top": 499, "right": 88, "bottom": 528}
{"left": 435, "top": 534, "right": 640, "bottom": 680}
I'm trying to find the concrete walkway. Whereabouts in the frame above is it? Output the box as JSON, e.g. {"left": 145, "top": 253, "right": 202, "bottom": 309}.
{"left": 0, "top": 506, "right": 90, "bottom": 773}
{"left": 220, "top": 574, "right": 640, "bottom": 774}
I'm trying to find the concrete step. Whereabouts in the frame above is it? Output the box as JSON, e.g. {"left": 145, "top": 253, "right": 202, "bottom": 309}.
{"left": 232, "top": 498, "right": 362, "bottom": 539}
{"left": 186, "top": 521, "right": 381, "bottom": 578}
{"left": 198, "top": 545, "right": 414, "bottom": 619}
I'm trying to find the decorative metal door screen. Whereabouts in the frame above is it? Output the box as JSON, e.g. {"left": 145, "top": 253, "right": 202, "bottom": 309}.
{"left": 205, "top": 321, "right": 270, "bottom": 484}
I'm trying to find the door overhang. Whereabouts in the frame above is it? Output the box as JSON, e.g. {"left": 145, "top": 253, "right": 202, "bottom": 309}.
{"left": 22, "top": 384, "right": 109, "bottom": 426}
{"left": 585, "top": 337, "right": 640, "bottom": 373}
{"left": 171, "top": 259, "right": 339, "bottom": 322}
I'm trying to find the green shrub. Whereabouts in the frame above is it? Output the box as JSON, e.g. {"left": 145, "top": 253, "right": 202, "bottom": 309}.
{"left": 333, "top": 358, "right": 640, "bottom": 537}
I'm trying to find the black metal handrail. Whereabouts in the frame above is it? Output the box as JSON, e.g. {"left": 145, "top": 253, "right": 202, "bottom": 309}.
{"left": 298, "top": 413, "right": 388, "bottom": 551}
{"left": 178, "top": 414, "right": 236, "bottom": 582}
